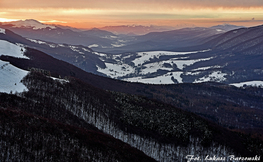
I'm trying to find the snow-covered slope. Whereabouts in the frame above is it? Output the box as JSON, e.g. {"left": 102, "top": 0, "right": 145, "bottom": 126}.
{"left": 230, "top": 81, "right": 263, "bottom": 88}
{"left": 96, "top": 49, "right": 225, "bottom": 84}
{"left": 0, "top": 28, "right": 5, "bottom": 34}
{"left": 95, "top": 48, "right": 263, "bottom": 85}
{"left": 0, "top": 40, "right": 28, "bottom": 59}
{"left": 0, "top": 60, "right": 28, "bottom": 93}
{"left": 0, "top": 39, "right": 30, "bottom": 93}
{"left": 7, "top": 19, "right": 56, "bottom": 30}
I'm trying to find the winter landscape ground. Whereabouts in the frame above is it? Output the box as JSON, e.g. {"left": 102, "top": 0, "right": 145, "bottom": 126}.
{"left": 0, "top": 6, "right": 263, "bottom": 161}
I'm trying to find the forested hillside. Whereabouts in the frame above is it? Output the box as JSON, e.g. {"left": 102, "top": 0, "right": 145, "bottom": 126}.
{"left": 2, "top": 46, "right": 263, "bottom": 138}
{"left": 1, "top": 71, "right": 262, "bottom": 161}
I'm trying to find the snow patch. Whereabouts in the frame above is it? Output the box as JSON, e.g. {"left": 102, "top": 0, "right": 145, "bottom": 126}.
{"left": 82, "top": 48, "right": 91, "bottom": 52}
{"left": 51, "top": 77, "right": 69, "bottom": 83}
{"left": 88, "top": 44, "right": 99, "bottom": 48}
{"left": 133, "top": 50, "right": 210, "bottom": 66}
{"left": 167, "top": 57, "right": 214, "bottom": 70}
{"left": 0, "top": 60, "right": 28, "bottom": 93}
{"left": 0, "top": 28, "right": 6, "bottom": 34}
{"left": 140, "top": 62, "right": 173, "bottom": 75}
{"left": 0, "top": 40, "right": 29, "bottom": 59}
{"left": 27, "top": 38, "right": 46, "bottom": 44}
{"left": 191, "top": 65, "right": 222, "bottom": 71}
{"left": 194, "top": 71, "right": 227, "bottom": 83}
{"left": 230, "top": 81, "right": 263, "bottom": 88}
{"left": 93, "top": 52, "right": 107, "bottom": 57}
{"left": 27, "top": 38, "right": 56, "bottom": 48}
{"left": 111, "top": 44, "right": 125, "bottom": 47}
{"left": 97, "top": 63, "right": 134, "bottom": 78}
{"left": 123, "top": 71, "right": 183, "bottom": 84}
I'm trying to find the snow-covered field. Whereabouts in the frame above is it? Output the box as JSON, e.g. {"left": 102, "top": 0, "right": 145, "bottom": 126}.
{"left": 96, "top": 49, "right": 225, "bottom": 84}
{"left": 194, "top": 71, "right": 228, "bottom": 83}
{"left": 132, "top": 50, "right": 210, "bottom": 66}
{"left": 0, "top": 28, "right": 6, "bottom": 34}
{"left": 0, "top": 40, "right": 30, "bottom": 93}
{"left": 0, "top": 40, "right": 29, "bottom": 59}
{"left": 97, "top": 63, "right": 135, "bottom": 78}
{"left": 0, "top": 60, "right": 28, "bottom": 93}
{"left": 124, "top": 72, "right": 183, "bottom": 84}
{"left": 230, "top": 81, "right": 263, "bottom": 88}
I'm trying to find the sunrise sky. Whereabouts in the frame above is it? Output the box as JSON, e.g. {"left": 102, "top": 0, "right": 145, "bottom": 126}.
{"left": 1, "top": 0, "right": 263, "bottom": 29}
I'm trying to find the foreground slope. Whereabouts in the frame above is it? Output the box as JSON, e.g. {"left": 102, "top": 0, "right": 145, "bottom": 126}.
{"left": 0, "top": 96, "right": 156, "bottom": 162}
{"left": 1, "top": 71, "right": 261, "bottom": 161}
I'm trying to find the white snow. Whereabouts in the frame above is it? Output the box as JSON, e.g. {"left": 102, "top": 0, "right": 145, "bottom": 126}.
{"left": 27, "top": 38, "right": 56, "bottom": 48}
{"left": 97, "top": 63, "right": 134, "bottom": 78}
{"left": 123, "top": 72, "right": 183, "bottom": 84}
{"left": 122, "top": 55, "right": 133, "bottom": 59}
{"left": 82, "top": 48, "right": 91, "bottom": 52}
{"left": 93, "top": 52, "right": 107, "bottom": 57}
{"left": 132, "top": 50, "right": 210, "bottom": 66}
{"left": 184, "top": 71, "right": 201, "bottom": 76}
{"left": 230, "top": 81, "right": 263, "bottom": 88}
{"left": 48, "top": 44, "right": 56, "bottom": 48}
{"left": 95, "top": 49, "right": 215, "bottom": 84}
{"left": 171, "top": 72, "right": 183, "bottom": 83}
{"left": 88, "top": 44, "right": 99, "bottom": 48}
{"left": 0, "top": 28, "right": 6, "bottom": 34}
{"left": 140, "top": 62, "right": 173, "bottom": 75}
{"left": 27, "top": 38, "right": 46, "bottom": 44}
{"left": 161, "top": 57, "right": 214, "bottom": 70}
{"left": 191, "top": 65, "right": 222, "bottom": 71}
{"left": 51, "top": 76, "right": 69, "bottom": 83}
{"left": 70, "top": 46, "right": 81, "bottom": 53}
{"left": 0, "top": 60, "right": 28, "bottom": 93}
{"left": 194, "top": 71, "right": 227, "bottom": 83}
{"left": 111, "top": 44, "right": 125, "bottom": 47}
{"left": 0, "top": 40, "right": 29, "bottom": 59}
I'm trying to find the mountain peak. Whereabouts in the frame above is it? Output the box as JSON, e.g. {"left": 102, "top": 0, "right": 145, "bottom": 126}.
{"left": 24, "top": 19, "right": 40, "bottom": 23}
{"left": 90, "top": 28, "right": 102, "bottom": 31}
{"left": 4, "top": 19, "right": 56, "bottom": 30}
{"left": 210, "top": 23, "right": 244, "bottom": 31}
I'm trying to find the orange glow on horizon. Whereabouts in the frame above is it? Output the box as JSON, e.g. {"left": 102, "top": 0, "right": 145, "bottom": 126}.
{"left": 1, "top": 5, "right": 263, "bottom": 29}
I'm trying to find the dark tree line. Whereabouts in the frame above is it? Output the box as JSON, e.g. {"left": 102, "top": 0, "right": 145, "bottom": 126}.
{"left": 0, "top": 71, "right": 260, "bottom": 161}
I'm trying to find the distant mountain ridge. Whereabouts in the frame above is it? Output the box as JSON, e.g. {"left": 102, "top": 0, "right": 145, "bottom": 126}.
{"left": 0, "top": 19, "right": 135, "bottom": 50}
{"left": 0, "top": 19, "right": 244, "bottom": 54}
{"left": 1, "top": 24, "right": 262, "bottom": 86}
{"left": 99, "top": 25, "right": 176, "bottom": 35}
{"left": 210, "top": 23, "right": 244, "bottom": 31}
{"left": 1, "top": 19, "right": 56, "bottom": 29}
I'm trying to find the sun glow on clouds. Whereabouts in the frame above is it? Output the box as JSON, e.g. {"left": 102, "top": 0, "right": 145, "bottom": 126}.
{"left": 1, "top": 0, "right": 263, "bottom": 28}
{"left": 0, "top": 18, "right": 19, "bottom": 22}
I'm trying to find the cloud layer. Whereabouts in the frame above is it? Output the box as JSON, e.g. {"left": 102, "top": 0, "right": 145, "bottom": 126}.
{"left": 1, "top": 0, "right": 263, "bottom": 28}
{"left": 2, "top": 0, "right": 263, "bottom": 9}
